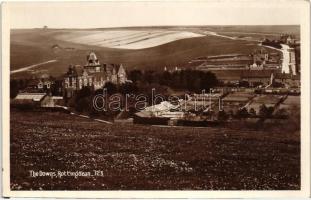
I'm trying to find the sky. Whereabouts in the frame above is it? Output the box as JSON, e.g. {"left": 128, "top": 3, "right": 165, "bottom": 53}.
{"left": 6, "top": 1, "right": 306, "bottom": 29}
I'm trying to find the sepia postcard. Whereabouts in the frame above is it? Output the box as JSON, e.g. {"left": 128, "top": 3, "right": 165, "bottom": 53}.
{"left": 1, "top": 0, "right": 310, "bottom": 198}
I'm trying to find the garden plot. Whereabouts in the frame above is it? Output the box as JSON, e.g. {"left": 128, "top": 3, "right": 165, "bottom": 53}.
{"left": 246, "top": 95, "right": 284, "bottom": 113}
{"left": 223, "top": 92, "right": 254, "bottom": 103}
{"left": 57, "top": 30, "right": 204, "bottom": 49}
{"left": 221, "top": 92, "right": 254, "bottom": 113}
{"left": 278, "top": 96, "right": 300, "bottom": 110}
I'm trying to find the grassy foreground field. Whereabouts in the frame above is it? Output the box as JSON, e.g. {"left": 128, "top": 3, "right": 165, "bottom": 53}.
{"left": 10, "top": 110, "right": 300, "bottom": 190}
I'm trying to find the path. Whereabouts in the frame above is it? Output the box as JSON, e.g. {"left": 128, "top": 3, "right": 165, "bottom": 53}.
{"left": 11, "top": 60, "right": 58, "bottom": 74}
{"left": 204, "top": 31, "right": 259, "bottom": 42}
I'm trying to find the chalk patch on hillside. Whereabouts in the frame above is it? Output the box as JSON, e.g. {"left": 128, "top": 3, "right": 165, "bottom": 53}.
{"left": 57, "top": 31, "right": 204, "bottom": 50}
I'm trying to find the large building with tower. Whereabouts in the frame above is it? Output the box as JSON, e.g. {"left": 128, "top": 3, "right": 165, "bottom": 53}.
{"left": 63, "top": 52, "right": 128, "bottom": 98}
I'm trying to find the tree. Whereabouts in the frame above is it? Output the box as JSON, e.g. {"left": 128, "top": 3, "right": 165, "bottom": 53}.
{"left": 200, "top": 71, "right": 218, "bottom": 91}
{"left": 217, "top": 110, "right": 228, "bottom": 121}
{"left": 239, "top": 81, "right": 250, "bottom": 88}
{"left": 75, "top": 97, "right": 92, "bottom": 113}
{"left": 272, "top": 81, "right": 285, "bottom": 88}
{"left": 249, "top": 108, "right": 256, "bottom": 116}
{"left": 275, "top": 108, "right": 289, "bottom": 118}
{"left": 252, "top": 82, "right": 263, "bottom": 88}
{"left": 128, "top": 70, "right": 143, "bottom": 83}
{"left": 228, "top": 110, "right": 234, "bottom": 118}
{"left": 267, "top": 106, "right": 274, "bottom": 117}
{"left": 104, "top": 82, "right": 117, "bottom": 95}
{"left": 259, "top": 104, "right": 274, "bottom": 118}
{"left": 51, "top": 80, "right": 63, "bottom": 96}
{"left": 10, "top": 80, "right": 20, "bottom": 99}
{"left": 236, "top": 107, "right": 249, "bottom": 118}
{"left": 76, "top": 86, "right": 92, "bottom": 100}
{"left": 143, "top": 70, "right": 156, "bottom": 84}
{"left": 74, "top": 86, "right": 93, "bottom": 113}
{"left": 159, "top": 71, "right": 171, "bottom": 86}
{"left": 119, "top": 82, "right": 138, "bottom": 94}
{"left": 259, "top": 104, "right": 268, "bottom": 117}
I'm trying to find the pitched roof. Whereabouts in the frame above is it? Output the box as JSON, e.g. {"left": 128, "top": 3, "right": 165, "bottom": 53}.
{"left": 135, "top": 110, "right": 154, "bottom": 118}
{"left": 103, "top": 63, "right": 122, "bottom": 74}
{"left": 90, "top": 71, "right": 107, "bottom": 80}
{"left": 12, "top": 93, "right": 47, "bottom": 105}
{"left": 27, "top": 79, "right": 40, "bottom": 86}
{"left": 14, "top": 93, "right": 47, "bottom": 101}
{"left": 240, "top": 70, "right": 275, "bottom": 78}
{"left": 65, "top": 65, "right": 84, "bottom": 77}
{"left": 86, "top": 52, "right": 100, "bottom": 65}
{"left": 275, "top": 73, "right": 300, "bottom": 80}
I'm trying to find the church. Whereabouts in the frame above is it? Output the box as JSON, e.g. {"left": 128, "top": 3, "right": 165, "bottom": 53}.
{"left": 63, "top": 52, "right": 128, "bottom": 98}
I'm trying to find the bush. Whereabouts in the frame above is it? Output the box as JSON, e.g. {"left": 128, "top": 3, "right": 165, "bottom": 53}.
{"left": 104, "top": 82, "right": 117, "bottom": 95}
{"left": 127, "top": 69, "right": 219, "bottom": 93}
{"left": 259, "top": 104, "right": 274, "bottom": 118}
{"left": 75, "top": 97, "right": 92, "bottom": 113}
{"left": 75, "top": 86, "right": 93, "bottom": 101}
{"left": 236, "top": 107, "right": 249, "bottom": 118}
{"left": 274, "top": 108, "right": 289, "bottom": 118}
{"left": 119, "top": 82, "right": 138, "bottom": 94}
{"left": 218, "top": 110, "right": 228, "bottom": 121}
{"left": 249, "top": 108, "right": 256, "bottom": 116}
{"left": 10, "top": 80, "right": 20, "bottom": 99}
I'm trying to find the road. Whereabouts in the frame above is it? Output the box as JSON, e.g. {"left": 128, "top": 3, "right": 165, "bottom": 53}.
{"left": 261, "top": 43, "right": 292, "bottom": 74}
{"left": 204, "top": 30, "right": 293, "bottom": 75}
{"left": 10, "top": 60, "right": 58, "bottom": 74}
{"left": 204, "top": 31, "right": 260, "bottom": 42}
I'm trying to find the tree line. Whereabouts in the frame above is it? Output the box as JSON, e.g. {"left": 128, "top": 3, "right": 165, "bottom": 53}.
{"left": 128, "top": 69, "right": 219, "bottom": 93}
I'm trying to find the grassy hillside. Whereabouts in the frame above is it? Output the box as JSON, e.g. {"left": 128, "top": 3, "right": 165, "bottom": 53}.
{"left": 204, "top": 25, "right": 299, "bottom": 36}
{"left": 10, "top": 110, "right": 300, "bottom": 190}
{"left": 9, "top": 29, "right": 256, "bottom": 78}
{"left": 10, "top": 26, "right": 298, "bottom": 78}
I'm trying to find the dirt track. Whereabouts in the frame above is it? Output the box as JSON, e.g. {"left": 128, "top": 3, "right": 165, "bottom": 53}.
{"left": 10, "top": 60, "right": 58, "bottom": 74}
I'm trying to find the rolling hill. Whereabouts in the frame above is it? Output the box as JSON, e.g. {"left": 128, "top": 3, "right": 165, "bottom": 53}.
{"left": 10, "top": 26, "right": 298, "bottom": 78}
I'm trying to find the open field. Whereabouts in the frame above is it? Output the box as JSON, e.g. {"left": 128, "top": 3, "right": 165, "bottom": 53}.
{"left": 10, "top": 28, "right": 259, "bottom": 78}
{"left": 221, "top": 92, "right": 254, "bottom": 113}
{"left": 11, "top": 110, "right": 300, "bottom": 190}
{"left": 278, "top": 96, "right": 300, "bottom": 110}
{"left": 223, "top": 92, "right": 255, "bottom": 103}
{"left": 10, "top": 25, "right": 298, "bottom": 78}
{"left": 246, "top": 95, "right": 284, "bottom": 113}
{"left": 202, "top": 25, "right": 300, "bottom": 39}
{"left": 57, "top": 30, "right": 204, "bottom": 49}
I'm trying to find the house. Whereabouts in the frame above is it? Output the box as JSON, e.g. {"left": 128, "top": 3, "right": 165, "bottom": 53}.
{"left": 26, "top": 77, "right": 54, "bottom": 91}
{"left": 63, "top": 51, "right": 128, "bottom": 98}
{"left": 240, "top": 70, "right": 274, "bottom": 86}
{"left": 274, "top": 73, "right": 300, "bottom": 88}
{"left": 11, "top": 93, "right": 47, "bottom": 108}
{"left": 240, "top": 70, "right": 300, "bottom": 88}
{"left": 249, "top": 63, "right": 264, "bottom": 70}
{"left": 134, "top": 101, "right": 185, "bottom": 125}
{"left": 11, "top": 91, "right": 65, "bottom": 110}
{"left": 41, "top": 96, "right": 64, "bottom": 107}
{"left": 252, "top": 48, "right": 269, "bottom": 64}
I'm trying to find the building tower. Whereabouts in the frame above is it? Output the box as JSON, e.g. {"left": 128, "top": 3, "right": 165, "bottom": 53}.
{"left": 84, "top": 52, "right": 101, "bottom": 73}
